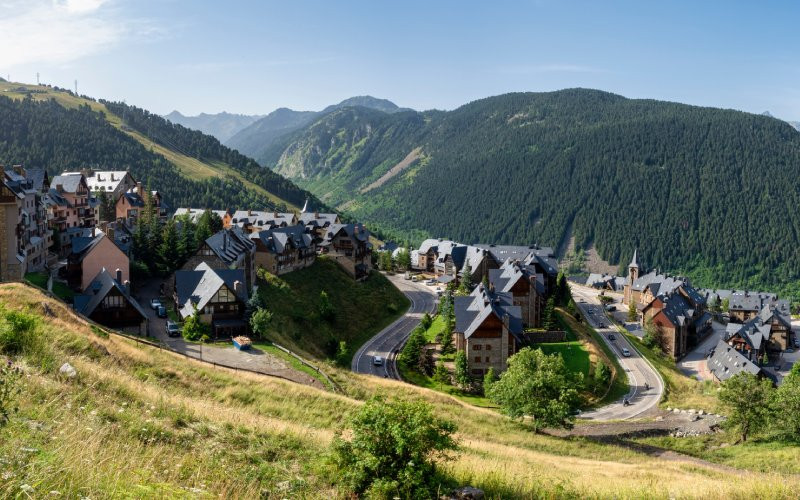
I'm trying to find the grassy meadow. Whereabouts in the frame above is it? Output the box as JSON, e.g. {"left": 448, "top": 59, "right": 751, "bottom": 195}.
{"left": 1, "top": 283, "right": 799, "bottom": 497}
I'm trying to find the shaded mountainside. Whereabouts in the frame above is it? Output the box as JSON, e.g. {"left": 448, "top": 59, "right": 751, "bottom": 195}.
{"left": 163, "top": 110, "right": 264, "bottom": 142}
{"left": 0, "top": 80, "right": 320, "bottom": 212}
{"left": 261, "top": 89, "right": 800, "bottom": 295}
{"left": 226, "top": 96, "right": 409, "bottom": 162}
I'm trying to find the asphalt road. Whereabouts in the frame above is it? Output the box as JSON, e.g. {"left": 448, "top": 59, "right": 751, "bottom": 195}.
{"left": 351, "top": 274, "right": 438, "bottom": 379}
{"left": 570, "top": 285, "right": 664, "bottom": 420}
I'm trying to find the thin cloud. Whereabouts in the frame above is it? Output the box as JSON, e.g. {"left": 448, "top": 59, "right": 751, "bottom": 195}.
{"left": 0, "top": 0, "right": 155, "bottom": 68}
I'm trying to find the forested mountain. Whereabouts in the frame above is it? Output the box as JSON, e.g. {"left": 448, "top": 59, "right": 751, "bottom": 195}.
{"left": 262, "top": 88, "right": 800, "bottom": 296}
{"left": 0, "top": 81, "right": 320, "bottom": 213}
{"left": 163, "top": 110, "right": 264, "bottom": 142}
{"left": 226, "top": 96, "right": 408, "bottom": 162}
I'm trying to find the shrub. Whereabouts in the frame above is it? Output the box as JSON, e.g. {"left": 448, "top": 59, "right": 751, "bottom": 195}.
{"left": 182, "top": 305, "right": 209, "bottom": 342}
{"left": 319, "top": 291, "right": 335, "bottom": 321}
{"left": 0, "top": 309, "right": 39, "bottom": 355}
{"left": 332, "top": 397, "right": 457, "bottom": 498}
{"left": 249, "top": 307, "right": 273, "bottom": 338}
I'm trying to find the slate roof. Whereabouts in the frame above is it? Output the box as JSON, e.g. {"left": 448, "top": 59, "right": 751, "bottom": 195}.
{"left": 656, "top": 292, "right": 694, "bottom": 328}
{"left": 729, "top": 290, "right": 778, "bottom": 312}
{"left": 205, "top": 227, "right": 255, "bottom": 265}
{"left": 174, "top": 262, "right": 248, "bottom": 318}
{"left": 25, "top": 168, "right": 48, "bottom": 192}
{"left": 45, "top": 188, "right": 71, "bottom": 208}
{"left": 417, "top": 238, "right": 442, "bottom": 254}
{"left": 474, "top": 244, "right": 555, "bottom": 266}
{"left": 50, "top": 174, "right": 84, "bottom": 194}
{"left": 488, "top": 259, "right": 541, "bottom": 294}
{"left": 298, "top": 212, "right": 339, "bottom": 228}
{"left": 454, "top": 284, "right": 523, "bottom": 340}
{"left": 230, "top": 210, "right": 294, "bottom": 229}
{"left": 73, "top": 269, "right": 147, "bottom": 319}
{"left": 708, "top": 340, "right": 762, "bottom": 381}
{"left": 252, "top": 224, "right": 313, "bottom": 254}
{"left": 64, "top": 171, "right": 132, "bottom": 193}
{"left": 322, "top": 223, "right": 372, "bottom": 247}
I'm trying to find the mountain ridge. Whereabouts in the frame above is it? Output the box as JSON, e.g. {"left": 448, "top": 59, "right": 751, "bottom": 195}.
{"left": 259, "top": 88, "right": 800, "bottom": 295}
{"left": 225, "top": 95, "right": 409, "bottom": 161}
{"left": 163, "top": 110, "right": 264, "bottom": 143}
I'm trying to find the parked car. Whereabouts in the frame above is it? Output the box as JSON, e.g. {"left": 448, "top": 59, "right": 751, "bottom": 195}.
{"left": 166, "top": 320, "right": 181, "bottom": 337}
{"left": 607, "top": 333, "right": 616, "bottom": 341}
{"left": 426, "top": 279, "right": 437, "bottom": 285}
{"left": 598, "top": 323, "right": 606, "bottom": 328}
{"left": 786, "top": 348, "right": 795, "bottom": 354}
{"left": 149, "top": 298, "right": 161, "bottom": 310}
{"left": 373, "top": 356, "right": 384, "bottom": 366}
{"left": 794, "top": 339, "right": 800, "bottom": 348}
{"left": 605, "top": 305, "right": 616, "bottom": 312}
{"left": 621, "top": 347, "right": 631, "bottom": 357}
{"left": 157, "top": 305, "right": 167, "bottom": 318}
{"left": 404, "top": 272, "right": 411, "bottom": 280}
{"left": 411, "top": 275, "right": 421, "bottom": 282}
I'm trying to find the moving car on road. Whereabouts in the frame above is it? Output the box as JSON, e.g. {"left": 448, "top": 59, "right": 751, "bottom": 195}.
{"left": 621, "top": 347, "right": 631, "bottom": 357}
{"left": 607, "top": 333, "right": 616, "bottom": 341}
{"left": 373, "top": 356, "right": 384, "bottom": 366}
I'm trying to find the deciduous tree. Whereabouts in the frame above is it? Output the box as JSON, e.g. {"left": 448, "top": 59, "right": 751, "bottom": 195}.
{"left": 718, "top": 372, "right": 773, "bottom": 442}
{"left": 487, "top": 347, "right": 581, "bottom": 431}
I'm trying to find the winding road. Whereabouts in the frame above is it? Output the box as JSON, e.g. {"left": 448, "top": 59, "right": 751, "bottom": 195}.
{"left": 352, "top": 276, "right": 662, "bottom": 421}
{"left": 570, "top": 284, "right": 664, "bottom": 420}
{"left": 351, "top": 274, "right": 438, "bottom": 379}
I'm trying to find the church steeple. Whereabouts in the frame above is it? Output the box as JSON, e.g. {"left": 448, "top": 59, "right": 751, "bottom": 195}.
{"left": 628, "top": 248, "right": 640, "bottom": 282}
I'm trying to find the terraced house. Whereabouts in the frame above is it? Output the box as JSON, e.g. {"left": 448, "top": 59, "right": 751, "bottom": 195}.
{"left": 115, "top": 183, "right": 167, "bottom": 223}
{"left": 252, "top": 224, "right": 316, "bottom": 275}
{"left": 724, "top": 304, "right": 794, "bottom": 362}
{"left": 174, "top": 262, "right": 249, "bottom": 338}
{"left": 487, "top": 259, "right": 545, "bottom": 328}
{"left": 181, "top": 226, "right": 256, "bottom": 291}
{"left": 0, "top": 166, "right": 53, "bottom": 280}
{"left": 320, "top": 223, "right": 373, "bottom": 280}
{"left": 454, "top": 283, "right": 524, "bottom": 376}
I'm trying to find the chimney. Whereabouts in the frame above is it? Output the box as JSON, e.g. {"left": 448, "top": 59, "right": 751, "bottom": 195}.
{"left": 233, "top": 280, "right": 243, "bottom": 296}
{"left": 56, "top": 183, "right": 63, "bottom": 193}
{"left": 354, "top": 224, "right": 359, "bottom": 234}
{"left": 273, "top": 211, "right": 279, "bottom": 218}
{"left": 136, "top": 181, "right": 142, "bottom": 194}
{"left": 13, "top": 165, "right": 24, "bottom": 176}
{"left": 247, "top": 209, "right": 252, "bottom": 216}
{"left": 107, "top": 224, "right": 114, "bottom": 242}
{"left": 110, "top": 173, "right": 115, "bottom": 182}
{"left": 502, "top": 313, "right": 510, "bottom": 328}
{"left": 115, "top": 268, "right": 122, "bottom": 284}
{"left": 314, "top": 210, "right": 319, "bottom": 218}
{"left": 123, "top": 280, "right": 130, "bottom": 295}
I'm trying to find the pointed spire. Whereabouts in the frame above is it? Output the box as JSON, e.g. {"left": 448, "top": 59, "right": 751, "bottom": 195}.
{"left": 301, "top": 198, "right": 308, "bottom": 213}
{"left": 630, "top": 248, "right": 639, "bottom": 269}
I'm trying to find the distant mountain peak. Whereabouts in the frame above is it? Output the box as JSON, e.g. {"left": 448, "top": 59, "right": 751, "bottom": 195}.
{"left": 762, "top": 110, "right": 774, "bottom": 117}
{"left": 322, "top": 96, "right": 410, "bottom": 115}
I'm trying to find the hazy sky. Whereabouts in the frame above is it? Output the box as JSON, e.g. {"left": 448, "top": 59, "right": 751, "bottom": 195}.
{"left": 1, "top": 0, "right": 799, "bottom": 119}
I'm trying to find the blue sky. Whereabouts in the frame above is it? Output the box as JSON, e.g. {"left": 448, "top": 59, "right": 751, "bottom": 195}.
{"left": 1, "top": 0, "right": 799, "bottom": 119}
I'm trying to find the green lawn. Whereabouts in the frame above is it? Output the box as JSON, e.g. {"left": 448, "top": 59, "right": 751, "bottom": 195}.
{"left": 257, "top": 257, "right": 409, "bottom": 362}
{"left": 422, "top": 314, "right": 446, "bottom": 342}
{"left": 24, "top": 272, "right": 74, "bottom": 302}
{"left": 538, "top": 341, "right": 591, "bottom": 377}
{"left": 398, "top": 364, "right": 498, "bottom": 408}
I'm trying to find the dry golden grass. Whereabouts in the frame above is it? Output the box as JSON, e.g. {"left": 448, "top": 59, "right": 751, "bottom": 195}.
{"left": 0, "top": 283, "right": 797, "bottom": 499}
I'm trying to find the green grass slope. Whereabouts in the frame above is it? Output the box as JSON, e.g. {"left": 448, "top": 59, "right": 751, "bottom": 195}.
{"left": 0, "top": 80, "right": 315, "bottom": 211}
{"left": 2, "top": 283, "right": 798, "bottom": 498}
{"left": 257, "top": 258, "right": 409, "bottom": 361}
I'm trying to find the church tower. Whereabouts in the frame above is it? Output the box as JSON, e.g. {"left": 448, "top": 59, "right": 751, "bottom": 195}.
{"left": 624, "top": 248, "right": 639, "bottom": 304}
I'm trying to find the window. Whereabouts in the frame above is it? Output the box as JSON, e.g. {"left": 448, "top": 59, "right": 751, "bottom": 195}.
{"left": 471, "top": 369, "right": 484, "bottom": 376}
{"left": 201, "top": 246, "right": 214, "bottom": 256}
{"left": 102, "top": 295, "right": 124, "bottom": 308}
{"left": 485, "top": 344, "right": 492, "bottom": 350}
{"left": 474, "top": 356, "right": 481, "bottom": 363}
{"left": 485, "top": 356, "right": 490, "bottom": 363}
{"left": 473, "top": 344, "right": 482, "bottom": 350}
{"left": 212, "top": 287, "right": 235, "bottom": 303}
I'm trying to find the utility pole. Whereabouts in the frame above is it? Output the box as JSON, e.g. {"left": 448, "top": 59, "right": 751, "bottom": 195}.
{"left": 36, "top": 72, "right": 39, "bottom": 85}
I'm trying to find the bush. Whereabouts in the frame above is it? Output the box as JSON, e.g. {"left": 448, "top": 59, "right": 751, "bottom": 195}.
{"left": 0, "top": 309, "right": 39, "bottom": 355}
{"left": 319, "top": 291, "right": 335, "bottom": 321}
{"left": 332, "top": 397, "right": 457, "bottom": 498}
{"left": 421, "top": 312, "right": 433, "bottom": 330}
{"left": 182, "top": 306, "right": 209, "bottom": 342}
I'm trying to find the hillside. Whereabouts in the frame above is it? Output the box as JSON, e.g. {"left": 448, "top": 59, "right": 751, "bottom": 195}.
{"left": 0, "top": 81, "right": 317, "bottom": 211}
{"left": 256, "top": 258, "right": 409, "bottom": 360}
{"left": 163, "top": 110, "right": 264, "bottom": 142}
{"left": 790, "top": 121, "right": 800, "bottom": 132}
{"left": 2, "top": 283, "right": 797, "bottom": 498}
{"left": 226, "top": 96, "right": 408, "bottom": 162}
{"left": 260, "top": 89, "right": 800, "bottom": 295}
